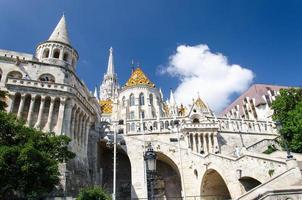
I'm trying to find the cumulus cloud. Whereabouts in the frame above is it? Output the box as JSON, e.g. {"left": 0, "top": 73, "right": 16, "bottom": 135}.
{"left": 162, "top": 44, "right": 254, "bottom": 112}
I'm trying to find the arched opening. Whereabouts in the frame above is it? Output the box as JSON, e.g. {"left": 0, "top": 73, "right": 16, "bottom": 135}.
{"left": 201, "top": 169, "right": 231, "bottom": 200}
{"left": 193, "top": 118, "right": 200, "bottom": 124}
{"left": 239, "top": 176, "right": 261, "bottom": 192}
{"left": 139, "top": 93, "right": 144, "bottom": 106}
{"left": 39, "top": 74, "right": 55, "bottom": 83}
{"left": 97, "top": 141, "right": 131, "bottom": 199}
{"left": 7, "top": 71, "right": 22, "bottom": 81}
{"left": 53, "top": 49, "right": 60, "bottom": 59}
{"left": 63, "top": 52, "right": 69, "bottom": 62}
{"left": 11, "top": 93, "right": 21, "bottom": 115}
{"left": 21, "top": 94, "right": 32, "bottom": 121}
{"left": 154, "top": 152, "right": 182, "bottom": 199}
{"left": 42, "top": 48, "right": 50, "bottom": 58}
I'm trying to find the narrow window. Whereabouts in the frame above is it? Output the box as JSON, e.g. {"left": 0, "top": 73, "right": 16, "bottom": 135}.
{"left": 139, "top": 93, "right": 144, "bottom": 106}
{"left": 130, "top": 94, "right": 135, "bottom": 106}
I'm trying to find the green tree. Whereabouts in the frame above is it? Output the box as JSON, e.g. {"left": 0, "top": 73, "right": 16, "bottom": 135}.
{"left": 0, "top": 92, "right": 75, "bottom": 199}
{"left": 77, "top": 187, "right": 112, "bottom": 200}
{"left": 272, "top": 87, "right": 302, "bottom": 153}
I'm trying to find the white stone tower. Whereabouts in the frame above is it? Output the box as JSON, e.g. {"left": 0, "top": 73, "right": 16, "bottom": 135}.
{"left": 99, "top": 47, "right": 119, "bottom": 100}
{"left": 35, "top": 15, "right": 79, "bottom": 71}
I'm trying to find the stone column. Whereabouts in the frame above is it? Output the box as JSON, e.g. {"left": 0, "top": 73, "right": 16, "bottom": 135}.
{"left": 63, "top": 101, "right": 73, "bottom": 137}
{"left": 44, "top": 97, "right": 55, "bottom": 132}
{"left": 17, "top": 95, "right": 25, "bottom": 119}
{"left": 84, "top": 118, "right": 91, "bottom": 154}
{"left": 200, "top": 134, "right": 204, "bottom": 153}
{"left": 6, "top": 93, "right": 15, "bottom": 113}
{"left": 203, "top": 134, "right": 208, "bottom": 154}
{"left": 74, "top": 110, "right": 80, "bottom": 144}
{"left": 208, "top": 133, "right": 213, "bottom": 153}
{"left": 213, "top": 132, "right": 219, "bottom": 153}
{"left": 54, "top": 98, "right": 66, "bottom": 135}
{"left": 26, "top": 96, "right": 35, "bottom": 126}
{"left": 34, "top": 96, "right": 45, "bottom": 129}
{"left": 196, "top": 134, "right": 200, "bottom": 153}
{"left": 77, "top": 113, "right": 83, "bottom": 144}
{"left": 70, "top": 107, "right": 76, "bottom": 140}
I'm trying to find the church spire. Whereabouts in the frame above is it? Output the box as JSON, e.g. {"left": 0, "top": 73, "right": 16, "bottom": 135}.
{"left": 169, "top": 88, "right": 176, "bottom": 106}
{"left": 48, "top": 15, "right": 71, "bottom": 45}
{"left": 107, "top": 47, "right": 115, "bottom": 75}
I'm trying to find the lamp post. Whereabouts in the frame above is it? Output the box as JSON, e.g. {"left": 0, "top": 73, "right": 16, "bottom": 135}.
{"left": 275, "top": 120, "right": 293, "bottom": 160}
{"left": 112, "top": 119, "right": 124, "bottom": 200}
{"left": 144, "top": 142, "right": 157, "bottom": 200}
{"left": 173, "top": 119, "right": 187, "bottom": 200}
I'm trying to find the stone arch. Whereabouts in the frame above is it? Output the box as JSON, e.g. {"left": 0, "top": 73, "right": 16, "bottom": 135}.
{"left": 155, "top": 152, "right": 182, "bottom": 199}
{"left": 97, "top": 141, "right": 132, "bottom": 199}
{"left": 201, "top": 168, "right": 231, "bottom": 200}
{"left": 30, "top": 95, "right": 41, "bottom": 127}
{"left": 50, "top": 97, "right": 61, "bottom": 131}
{"left": 39, "top": 73, "right": 55, "bottom": 83}
{"left": 239, "top": 176, "right": 261, "bottom": 192}
{"left": 7, "top": 71, "right": 22, "bottom": 81}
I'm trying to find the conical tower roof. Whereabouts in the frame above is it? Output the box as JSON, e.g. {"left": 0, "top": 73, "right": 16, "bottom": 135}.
{"left": 107, "top": 47, "right": 115, "bottom": 75}
{"left": 48, "top": 15, "right": 71, "bottom": 45}
{"left": 124, "top": 67, "right": 155, "bottom": 88}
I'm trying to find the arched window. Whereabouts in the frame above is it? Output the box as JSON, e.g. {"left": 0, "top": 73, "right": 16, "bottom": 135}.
{"left": 139, "top": 93, "right": 144, "bottom": 106}
{"left": 130, "top": 111, "right": 135, "bottom": 120}
{"left": 63, "top": 52, "right": 69, "bottom": 62}
{"left": 149, "top": 94, "right": 153, "bottom": 105}
{"left": 7, "top": 71, "right": 22, "bottom": 80}
{"left": 39, "top": 74, "right": 55, "bottom": 83}
{"left": 53, "top": 49, "right": 60, "bottom": 58}
{"left": 130, "top": 94, "right": 135, "bottom": 106}
{"left": 42, "top": 48, "right": 50, "bottom": 58}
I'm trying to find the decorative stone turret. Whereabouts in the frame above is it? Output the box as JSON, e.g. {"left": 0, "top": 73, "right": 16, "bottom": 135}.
{"left": 99, "top": 47, "right": 119, "bottom": 101}
{"left": 35, "top": 15, "right": 79, "bottom": 71}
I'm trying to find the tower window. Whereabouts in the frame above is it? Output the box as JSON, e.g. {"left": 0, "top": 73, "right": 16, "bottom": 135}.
{"left": 130, "top": 94, "right": 135, "bottom": 106}
{"left": 63, "top": 52, "right": 69, "bottom": 62}
{"left": 139, "top": 93, "right": 145, "bottom": 106}
{"left": 53, "top": 49, "right": 60, "bottom": 59}
{"left": 42, "top": 48, "right": 50, "bottom": 58}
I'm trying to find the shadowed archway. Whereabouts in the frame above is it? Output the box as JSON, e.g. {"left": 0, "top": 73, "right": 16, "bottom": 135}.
{"left": 201, "top": 169, "right": 231, "bottom": 200}
{"left": 97, "top": 141, "right": 131, "bottom": 199}
{"left": 154, "top": 152, "right": 182, "bottom": 199}
{"left": 239, "top": 176, "right": 261, "bottom": 192}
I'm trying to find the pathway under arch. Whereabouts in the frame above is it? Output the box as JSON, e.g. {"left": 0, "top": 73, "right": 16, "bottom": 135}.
{"left": 201, "top": 169, "right": 231, "bottom": 200}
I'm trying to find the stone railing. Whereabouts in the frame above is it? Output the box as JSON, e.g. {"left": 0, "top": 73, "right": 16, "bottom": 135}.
{"left": 6, "top": 78, "right": 95, "bottom": 114}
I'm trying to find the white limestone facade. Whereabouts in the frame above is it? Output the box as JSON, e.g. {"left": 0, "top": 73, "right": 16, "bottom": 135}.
{"left": 1, "top": 15, "right": 302, "bottom": 199}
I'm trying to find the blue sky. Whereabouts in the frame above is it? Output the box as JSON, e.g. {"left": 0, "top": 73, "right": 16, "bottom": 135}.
{"left": 0, "top": 0, "right": 301, "bottom": 111}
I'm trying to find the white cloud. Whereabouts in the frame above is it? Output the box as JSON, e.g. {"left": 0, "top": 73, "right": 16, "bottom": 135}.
{"left": 163, "top": 44, "right": 254, "bottom": 112}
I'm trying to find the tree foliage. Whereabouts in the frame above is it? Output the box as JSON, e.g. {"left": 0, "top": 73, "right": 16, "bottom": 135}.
{"left": 76, "top": 187, "right": 112, "bottom": 200}
{"left": 272, "top": 87, "right": 302, "bottom": 153}
{"left": 0, "top": 99, "right": 75, "bottom": 199}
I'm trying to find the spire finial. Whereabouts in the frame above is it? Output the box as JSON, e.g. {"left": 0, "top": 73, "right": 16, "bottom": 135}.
{"left": 106, "top": 47, "right": 115, "bottom": 75}
{"left": 48, "top": 15, "right": 71, "bottom": 45}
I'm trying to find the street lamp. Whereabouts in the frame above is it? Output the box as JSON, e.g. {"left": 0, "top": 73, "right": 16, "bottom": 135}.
{"left": 144, "top": 142, "right": 157, "bottom": 200}
{"left": 112, "top": 119, "right": 124, "bottom": 200}
{"left": 275, "top": 121, "right": 293, "bottom": 160}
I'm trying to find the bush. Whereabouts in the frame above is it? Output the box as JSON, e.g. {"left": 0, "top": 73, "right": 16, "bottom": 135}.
{"left": 263, "top": 145, "right": 277, "bottom": 154}
{"left": 77, "top": 187, "right": 112, "bottom": 200}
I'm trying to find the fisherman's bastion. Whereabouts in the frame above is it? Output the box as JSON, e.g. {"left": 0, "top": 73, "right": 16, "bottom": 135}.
{"left": 1, "top": 15, "right": 302, "bottom": 200}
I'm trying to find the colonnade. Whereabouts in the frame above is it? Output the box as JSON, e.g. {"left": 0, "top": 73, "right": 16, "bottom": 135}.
{"left": 188, "top": 132, "right": 219, "bottom": 154}
{"left": 70, "top": 104, "right": 91, "bottom": 147}
{"left": 6, "top": 92, "right": 91, "bottom": 148}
